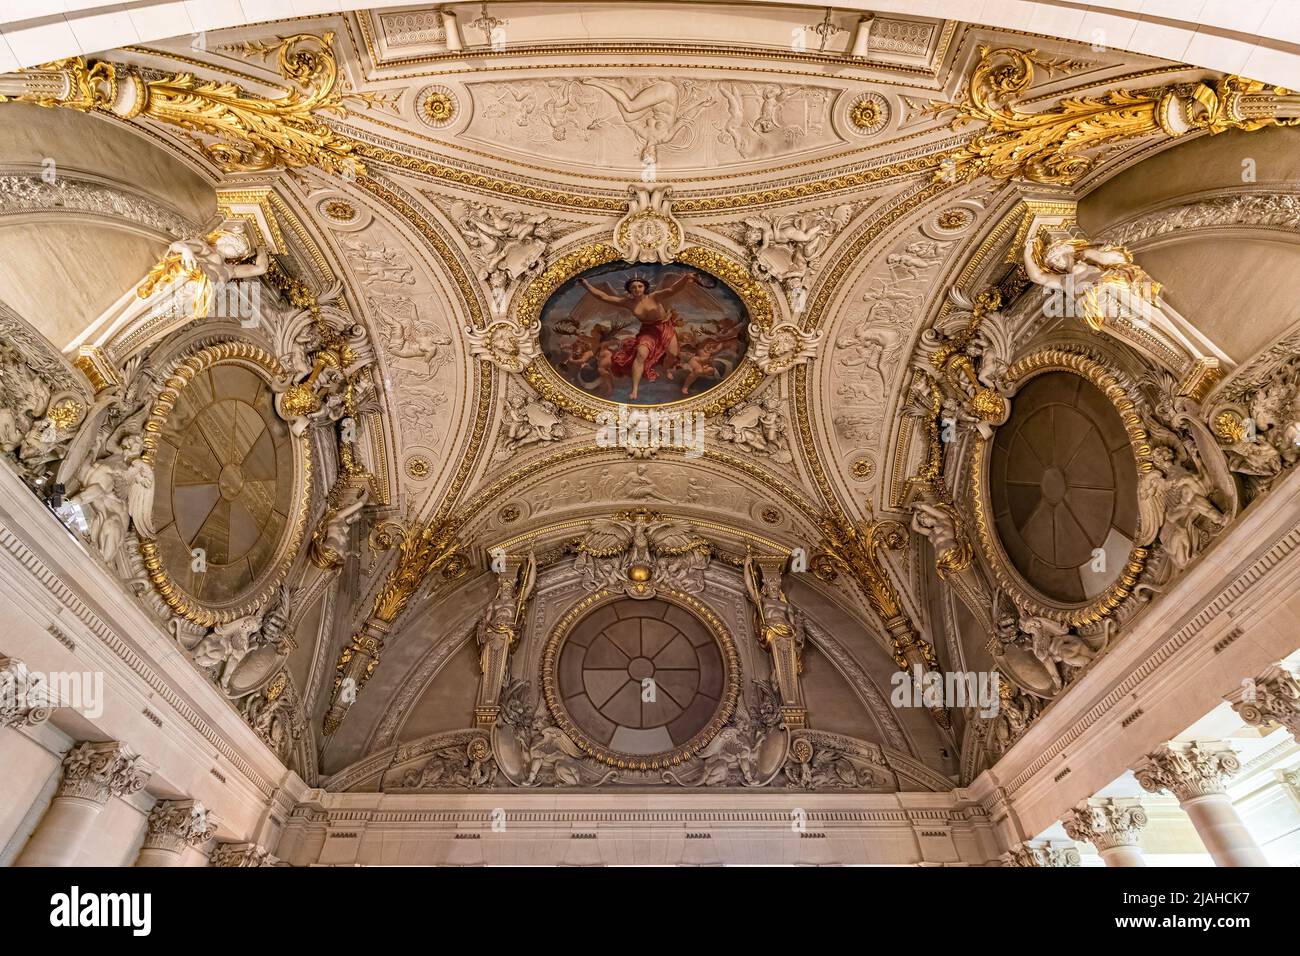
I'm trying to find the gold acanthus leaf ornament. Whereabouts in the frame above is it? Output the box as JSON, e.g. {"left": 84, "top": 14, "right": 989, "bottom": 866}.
{"left": 0, "top": 33, "right": 363, "bottom": 178}
{"left": 928, "top": 46, "right": 1300, "bottom": 185}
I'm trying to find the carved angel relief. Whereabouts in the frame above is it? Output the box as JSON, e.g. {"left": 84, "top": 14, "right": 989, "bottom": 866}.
{"left": 187, "top": 586, "right": 298, "bottom": 696}
{"left": 470, "top": 77, "right": 836, "bottom": 170}
{"left": 0, "top": 348, "right": 86, "bottom": 491}
{"left": 1210, "top": 350, "right": 1300, "bottom": 502}
{"left": 1136, "top": 371, "right": 1238, "bottom": 577}
{"left": 449, "top": 200, "right": 552, "bottom": 306}
{"left": 715, "top": 394, "right": 795, "bottom": 464}
{"left": 989, "top": 596, "right": 1106, "bottom": 701}
{"left": 832, "top": 236, "right": 954, "bottom": 444}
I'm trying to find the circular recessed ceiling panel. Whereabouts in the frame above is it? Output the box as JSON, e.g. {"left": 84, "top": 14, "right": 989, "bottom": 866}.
{"left": 140, "top": 344, "right": 310, "bottom": 625}
{"left": 988, "top": 370, "right": 1140, "bottom": 605}
{"left": 543, "top": 592, "right": 739, "bottom": 768}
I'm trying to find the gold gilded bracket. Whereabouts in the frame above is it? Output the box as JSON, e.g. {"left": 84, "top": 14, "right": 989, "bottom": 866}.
{"left": 0, "top": 33, "right": 363, "bottom": 178}
{"left": 928, "top": 46, "right": 1300, "bottom": 185}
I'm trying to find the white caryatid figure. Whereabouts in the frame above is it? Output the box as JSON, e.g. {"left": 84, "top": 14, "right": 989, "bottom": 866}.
{"left": 1022, "top": 224, "right": 1232, "bottom": 381}
{"left": 66, "top": 225, "right": 269, "bottom": 364}
{"left": 1023, "top": 229, "right": 1160, "bottom": 333}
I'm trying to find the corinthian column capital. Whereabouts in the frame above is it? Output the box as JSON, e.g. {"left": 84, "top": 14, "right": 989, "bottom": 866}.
{"left": 1061, "top": 798, "right": 1148, "bottom": 851}
{"left": 0, "top": 656, "right": 52, "bottom": 729}
{"left": 208, "top": 842, "right": 278, "bottom": 867}
{"left": 142, "top": 800, "right": 217, "bottom": 854}
{"left": 57, "top": 741, "right": 151, "bottom": 804}
{"left": 1134, "top": 740, "right": 1241, "bottom": 801}
{"left": 1228, "top": 664, "right": 1300, "bottom": 743}
{"left": 1000, "top": 840, "right": 1081, "bottom": 867}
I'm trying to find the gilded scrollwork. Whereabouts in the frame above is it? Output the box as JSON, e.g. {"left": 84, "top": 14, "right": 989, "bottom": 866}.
{"left": 0, "top": 34, "right": 363, "bottom": 177}
{"left": 927, "top": 46, "right": 1300, "bottom": 185}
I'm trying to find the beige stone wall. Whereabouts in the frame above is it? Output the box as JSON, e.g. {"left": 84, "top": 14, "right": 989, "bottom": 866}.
{"left": 0, "top": 103, "right": 214, "bottom": 348}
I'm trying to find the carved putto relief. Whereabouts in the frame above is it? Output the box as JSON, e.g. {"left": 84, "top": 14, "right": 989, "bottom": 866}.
{"left": 343, "top": 232, "right": 455, "bottom": 448}
{"left": 446, "top": 200, "right": 552, "bottom": 305}
{"left": 496, "top": 383, "right": 567, "bottom": 457}
{"left": 741, "top": 204, "right": 853, "bottom": 294}
{"left": 831, "top": 236, "right": 954, "bottom": 447}
{"left": 527, "top": 462, "right": 748, "bottom": 517}
{"left": 715, "top": 393, "right": 795, "bottom": 465}
{"left": 467, "top": 77, "right": 838, "bottom": 170}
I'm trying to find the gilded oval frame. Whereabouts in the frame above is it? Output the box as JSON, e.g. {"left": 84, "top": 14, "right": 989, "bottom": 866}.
{"left": 541, "top": 587, "right": 741, "bottom": 770}
{"left": 518, "top": 242, "right": 772, "bottom": 422}
{"left": 971, "top": 348, "right": 1151, "bottom": 627}
{"left": 138, "top": 340, "right": 313, "bottom": 626}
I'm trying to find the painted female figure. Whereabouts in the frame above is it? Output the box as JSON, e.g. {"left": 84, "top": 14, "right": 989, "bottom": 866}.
{"left": 578, "top": 272, "right": 699, "bottom": 400}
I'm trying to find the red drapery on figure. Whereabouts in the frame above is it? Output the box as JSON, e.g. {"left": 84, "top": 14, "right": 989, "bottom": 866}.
{"left": 610, "top": 315, "right": 678, "bottom": 381}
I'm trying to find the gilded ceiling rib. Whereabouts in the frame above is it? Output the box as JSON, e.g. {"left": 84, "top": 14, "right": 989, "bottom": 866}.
{"left": 322, "top": 511, "right": 468, "bottom": 736}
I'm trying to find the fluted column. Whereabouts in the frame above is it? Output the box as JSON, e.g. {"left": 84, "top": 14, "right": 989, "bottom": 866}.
{"left": 135, "top": 799, "right": 216, "bottom": 866}
{"left": 1, "top": 656, "right": 52, "bottom": 729}
{"left": 1061, "top": 798, "right": 1149, "bottom": 867}
{"left": 1135, "top": 741, "right": 1267, "bottom": 867}
{"left": 208, "top": 842, "right": 279, "bottom": 867}
{"left": 999, "top": 840, "right": 1080, "bottom": 867}
{"left": 16, "top": 741, "right": 151, "bottom": 866}
{"left": 1228, "top": 664, "right": 1300, "bottom": 744}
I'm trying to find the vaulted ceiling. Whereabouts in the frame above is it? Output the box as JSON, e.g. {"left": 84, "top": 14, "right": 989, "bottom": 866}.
{"left": 4, "top": 3, "right": 1299, "bottom": 786}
